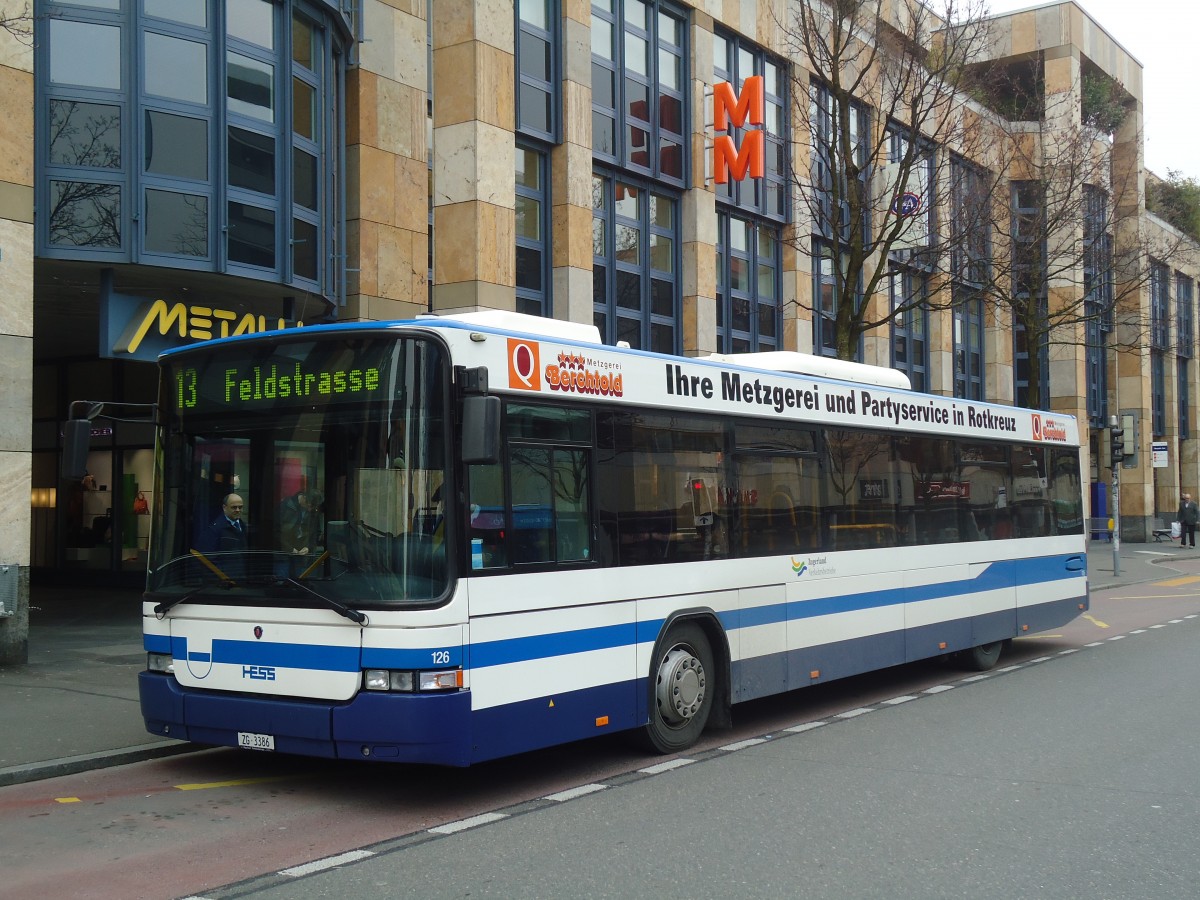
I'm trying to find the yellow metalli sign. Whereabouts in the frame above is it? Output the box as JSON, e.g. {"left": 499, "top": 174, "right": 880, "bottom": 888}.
{"left": 115, "top": 299, "right": 304, "bottom": 354}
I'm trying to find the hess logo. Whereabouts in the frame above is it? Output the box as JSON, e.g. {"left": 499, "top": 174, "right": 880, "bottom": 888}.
{"left": 243, "top": 665, "right": 276, "bottom": 681}
{"left": 508, "top": 339, "right": 541, "bottom": 391}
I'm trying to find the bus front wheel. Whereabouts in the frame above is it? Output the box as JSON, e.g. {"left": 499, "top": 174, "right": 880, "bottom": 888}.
{"left": 643, "top": 622, "right": 715, "bottom": 754}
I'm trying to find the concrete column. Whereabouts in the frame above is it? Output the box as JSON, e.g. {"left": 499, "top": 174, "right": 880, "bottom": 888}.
{"left": 0, "top": 13, "right": 33, "bottom": 665}
{"left": 681, "top": 14, "right": 717, "bottom": 357}
{"left": 1042, "top": 45, "right": 1088, "bottom": 425}
{"left": 551, "top": 0, "right": 595, "bottom": 326}
{"left": 344, "top": 0, "right": 431, "bottom": 322}
{"left": 431, "top": 0, "right": 515, "bottom": 314}
{"left": 784, "top": 67, "right": 812, "bottom": 354}
{"left": 1111, "top": 99, "right": 1155, "bottom": 538}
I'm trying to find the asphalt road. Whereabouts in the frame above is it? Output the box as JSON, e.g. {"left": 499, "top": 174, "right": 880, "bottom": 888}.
{"left": 1, "top": 578, "right": 1197, "bottom": 900}
{"left": 246, "top": 618, "right": 1200, "bottom": 900}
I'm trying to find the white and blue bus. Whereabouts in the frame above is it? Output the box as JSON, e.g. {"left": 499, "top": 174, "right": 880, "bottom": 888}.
{"left": 132, "top": 311, "right": 1087, "bottom": 764}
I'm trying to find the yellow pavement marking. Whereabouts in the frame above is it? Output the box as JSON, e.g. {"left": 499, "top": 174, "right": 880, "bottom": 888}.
{"left": 1082, "top": 614, "right": 1110, "bottom": 629}
{"left": 54, "top": 797, "right": 81, "bottom": 803}
{"left": 175, "top": 775, "right": 299, "bottom": 791}
{"left": 1112, "top": 594, "right": 1188, "bottom": 600}
{"left": 1153, "top": 575, "right": 1200, "bottom": 587}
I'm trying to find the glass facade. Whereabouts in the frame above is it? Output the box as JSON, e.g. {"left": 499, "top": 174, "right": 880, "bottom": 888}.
{"left": 1083, "top": 185, "right": 1112, "bottom": 426}
{"left": 592, "top": 173, "right": 678, "bottom": 352}
{"left": 1151, "top": 260, "right": 1169, "bottom": 437}
{"left": 38, "top": 0, "right": 347, "bottom": 299}
{"left": 516, "top": 146, "right": 550, "bottom": 316}
{"left": 889, "top": 267, "right": 928, "bottom": 392}
{"left": 590, "top": 0, "right": 687, "bottom": 186}
{"left": 715, "top": 213, "right": 780, "bottom": 354}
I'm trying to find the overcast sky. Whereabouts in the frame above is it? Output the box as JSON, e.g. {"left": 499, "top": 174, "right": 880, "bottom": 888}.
{"left": 984, "top": 0, "right": 1199, "bottom": 180}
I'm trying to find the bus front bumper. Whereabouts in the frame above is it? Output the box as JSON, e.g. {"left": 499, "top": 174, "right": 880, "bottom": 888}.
{"left": 139, "top": 672, "right": 473, "bottom": 766}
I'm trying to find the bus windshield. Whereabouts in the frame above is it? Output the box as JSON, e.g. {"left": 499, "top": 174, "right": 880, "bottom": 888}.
{"left": 148, "top": 334, "right": 450, "bottom": 607}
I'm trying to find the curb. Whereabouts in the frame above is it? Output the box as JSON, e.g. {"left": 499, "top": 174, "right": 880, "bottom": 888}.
{"left": 0, "top": 741, "right": 201, "bottom": 788}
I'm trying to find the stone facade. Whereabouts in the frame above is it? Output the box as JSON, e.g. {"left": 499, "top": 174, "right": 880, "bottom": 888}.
{"left": 0, "top": 2, "right": 33, "bottom": 664}
{"left": 7, "top": 0, "right": 1200, "bottom": 666}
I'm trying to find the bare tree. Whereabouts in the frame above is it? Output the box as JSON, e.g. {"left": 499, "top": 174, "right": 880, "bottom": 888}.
{"left": 974, "top": 64, "right": 1183, "bottom": 409}
{"left": 783, "top": 0, "right": 996, "bottom": 360}
{"left": 782, "top": 0, "right": 1182, "bottom": 414}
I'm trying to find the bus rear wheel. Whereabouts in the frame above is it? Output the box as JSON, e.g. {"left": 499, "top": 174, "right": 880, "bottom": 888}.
{"left": 960, "top": 640, "right": 1006, "bottom": 671}
{"left": 643, "top": 622, "right": 715, "bottom": 754}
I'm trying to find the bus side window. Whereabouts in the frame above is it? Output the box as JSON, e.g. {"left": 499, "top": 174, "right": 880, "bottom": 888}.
{"left": 467, "top": 462, "right": 508, "bottom": 569}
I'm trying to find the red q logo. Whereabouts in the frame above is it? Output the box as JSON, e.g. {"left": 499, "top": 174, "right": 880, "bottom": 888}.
{"left": 508, "top": 339, "right": 541, "bottom": 391}
{"left": 1031, "top": 414, "right": 1043, "bottom": 441}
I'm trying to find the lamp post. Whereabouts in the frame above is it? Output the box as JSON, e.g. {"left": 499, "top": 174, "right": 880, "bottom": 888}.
{"left": 1109, "top": 414, "right": 1122, "bottom": 575}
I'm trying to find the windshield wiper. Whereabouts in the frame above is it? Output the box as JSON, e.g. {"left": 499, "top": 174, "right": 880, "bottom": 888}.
{"left": 153, "top": 579, "right": 235, "bottom": 618}
{"left": 246, "top": 573, "right": 368, "bottom": 625}
{"left": 283, "top": 576, "right": 368, "bottom": 625}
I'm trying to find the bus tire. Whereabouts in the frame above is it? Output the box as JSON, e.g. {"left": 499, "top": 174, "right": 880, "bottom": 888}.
{"left": 642, "top": 622, "right": 715, "bottom": 754}
{"left": 960, "top": 640, "right": 1005, "bottom": 671}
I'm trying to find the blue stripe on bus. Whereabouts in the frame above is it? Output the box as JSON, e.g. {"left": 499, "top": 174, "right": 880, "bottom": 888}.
{"left": 168, "top": 636, "right": 360, "bottom": 671}
{"left": 361, "top": 646, "right": 462, "bottom": 668}
{"left": 145, "top": 634, "right": 171, "bottom": 654}
{"left": 469, "top": 622, "right": 638, "bottom": 669}
{"left": 152, "top": 554, "right": 1083, "bottom": 675}
{"left": 471, "top": 555, "right": 1083, "bottom": 670}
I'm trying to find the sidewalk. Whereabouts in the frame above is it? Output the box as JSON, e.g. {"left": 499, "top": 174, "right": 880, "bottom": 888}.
{"left": 0, "top": 540, "right": 1196, "bottom": 787}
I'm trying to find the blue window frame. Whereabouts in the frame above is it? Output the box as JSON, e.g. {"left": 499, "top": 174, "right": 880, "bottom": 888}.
{"left": 590, "top": 0, "right": 687, "bottom": 186}
{"left": 1083, "top": 185, "right": 1112, "bottom": 426}
{"left": 812, "top": 239, "right": 862, "bottom": 360}
{"left": 1151, "top": 260, "right": 1169, "bottom": 436}
{"left": 1012, "top": 181, "right": 1048, "bottom": 408}
{"left": 810, "top": 81, "right": 868, "bottom": 245}
{"left": 951, "top": 156, "right": 990, "bottom": 286}
{"left": 516, "top": 145, "right": 550, "bottom": 316}
{"left": 715, "top": 212, "right": 780, "bottom": 353}
{"left": 37, "top": 0, "right": 347, "bottom": 301}
{"left": 592, "top": 171, "right": 678, "bottom": 352}
{"left": 516, "top": 0, "right": 559, "bottom": 142}
{"left": 954, "top": 287, "right": 984, "bottom": 400}
{"left": 889, "top": 267, "right": 929, "bottom": 392}
{"left": 1179, "top": 272, "right": 1194, "bottom": 440}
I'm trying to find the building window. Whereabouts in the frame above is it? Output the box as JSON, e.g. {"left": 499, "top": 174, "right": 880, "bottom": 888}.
{"left": 591, "top": 0, "right": 687, "bottom": 185}
{"left": 38, "top": 0, "right": 346, "bottom": 300}
{"left": 812, "top": 240, "right": 863, "bottom": 360}
{"left": 712, "top": 30, "right": 787, "bottom": 222}
{"left": 810, "top": 81, "right": 868, "bottom": 244}
{"left": 516, "top": 145, "right": 550, "bottom": 316}
{"left": 950, "top": 157, "right": 990, "bottom": 286}
{"left": 516, "top": 0, "right": 558, "bottom": 141}
{"left": 1083, "top": 185, "right": 1112, "bottom": 426}
{"left": 592, "top": 172, "right": 678, "bottom": 352}
{"left": 1151, "top": 260, "right": 1169, "bottom": 437}
{"left": 1012, "top": 181, "right": 1048, "bottom": 408}
{"left": 715, "top": 212, "right": 780, "bottom": 353}
{"left": 889, "top": 267, "right": 928, "bottom": 392}
{"left": 810, "top": 83, "right": 867, "bottom": 358}
{"left": 954, "top": 287, "right": 984, "bottom": 400}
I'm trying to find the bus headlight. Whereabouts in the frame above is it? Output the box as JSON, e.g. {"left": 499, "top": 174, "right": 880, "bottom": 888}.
{"left": 363, "top": 670, "right": 415, "bottom": 692}
{"left": 147, "top": 652, "right": 174, "bottom": 674}
{"left": 363, "top": 669, "right": 460, "bottom": 692}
